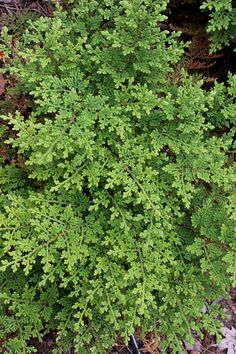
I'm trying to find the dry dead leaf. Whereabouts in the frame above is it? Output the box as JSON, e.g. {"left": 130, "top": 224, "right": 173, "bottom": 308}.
{"left": 218, "top": 326, "right": 236, "bottom": 354}
{"left": 183, "top": 339, "right": 202, "bottom": 353}
{"left": 0, "top": 71, "right": 5, "bottom": 95}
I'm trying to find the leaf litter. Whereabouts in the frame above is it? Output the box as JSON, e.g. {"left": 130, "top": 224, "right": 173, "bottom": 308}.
{"left": 0, "top": 71, "right": 5, "bottom": 95}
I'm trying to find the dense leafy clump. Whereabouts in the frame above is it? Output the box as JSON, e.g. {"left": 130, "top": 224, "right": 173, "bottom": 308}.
{"left": 0, "top": 1, "right": 236, "bottom": 353}
{"left": 201, "top": 0, "right": 236, "bottom": 51}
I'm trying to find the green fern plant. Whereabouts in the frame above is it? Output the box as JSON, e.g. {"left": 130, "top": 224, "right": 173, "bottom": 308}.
{"left": 201, "top": 0, "right": 236, "bottom": 51}
{"left": 0, "top": 1, "right": 236, "bottom": 353}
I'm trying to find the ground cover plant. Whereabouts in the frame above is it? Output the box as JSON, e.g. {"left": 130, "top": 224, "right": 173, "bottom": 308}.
{"left": 201, "top": 0, "right": 236, "bottom": 51}
{"left": 0, "top": 0, "right": 236, "bottom": 353}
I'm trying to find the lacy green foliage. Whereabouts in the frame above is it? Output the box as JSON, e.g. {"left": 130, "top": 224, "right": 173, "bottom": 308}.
{"left": 0, "top": 1, "right": 236, "bottom": 353}
{"left": 0, "top": 11, "right": 40, "bottom": 39}
{"left": 201, "top": 0, "right": 236, "bottom": 51}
